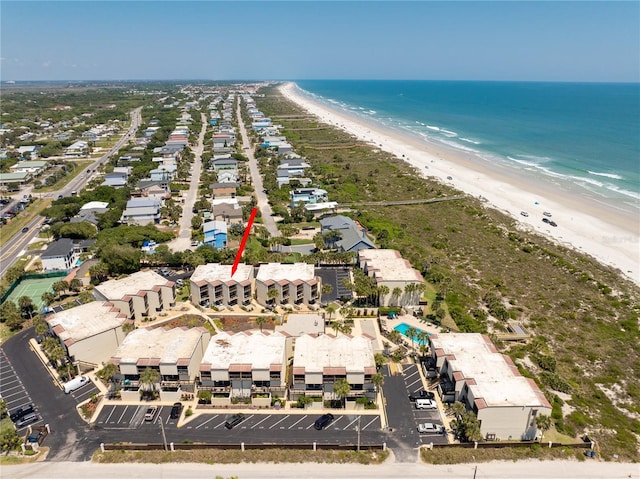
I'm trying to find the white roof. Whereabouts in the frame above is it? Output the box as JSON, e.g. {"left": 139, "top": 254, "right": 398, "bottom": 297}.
{"left": 211, "top": 198, "right": 239, "bottom": 207}
{"left": 294, "top": 334, "right": 375, "bottom": 373}
{"left": 358, "top": 249, "right": 424, "bottom": 282}
{"left": 94, "top": 270, "right": 169, "bottom": 300}
{"left": 256, "top": 263, "right": 315, "bottom": 282}
{"left": 47, "top": 301, "right": 126, "bottom": 343}
{"left": 80, "top": 201, "right": 109, "bottom": 211}
{"left": 201, "top": 331, "right": 287, "bottom": 370}
{"left": 191, "top": 263, "right": 253, "bottom": 284}
{"left": 203, "top": 220, "right": 227, "bottom": 233}
{"left": 111, "top": 327, "right": 209, "bottom": 364}
{"left": 431, "top": 333, "right": 549, "bottom": 408}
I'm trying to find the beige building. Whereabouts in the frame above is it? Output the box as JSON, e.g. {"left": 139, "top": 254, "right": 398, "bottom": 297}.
{"left": 255, "top": 263, "right": 320, "bottom": 308}
{"left": 110, "top": 326, "right": 211, "bottom": 402}
{"left": 358, "top": 249, "right": 424, "bottom": 307}
{"left": 190, "top": 263, "right": 254, "bottom": 308}
{"left": 93, "top": 270, "right": 175, "bottom": 321}
{"left": 199, "top": 331, "right": 290, "bottom": 406}
{"left": 429, "top": 333, "right": 552, "bottom": 441}
{"left": 291, "top": 334, "right": 377, "bottom": 405}
{"left": 46, "top": 301, "right": 129, "bottom": 368}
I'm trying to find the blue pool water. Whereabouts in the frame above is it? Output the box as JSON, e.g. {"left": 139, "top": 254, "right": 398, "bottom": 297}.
{"left": 393, "top": 322, "right": 430, "bottom": 344}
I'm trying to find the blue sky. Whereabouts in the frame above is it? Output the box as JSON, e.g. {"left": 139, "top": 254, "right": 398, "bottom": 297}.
{"left": 1, "top": 1, "right": 638, "bottom": 82}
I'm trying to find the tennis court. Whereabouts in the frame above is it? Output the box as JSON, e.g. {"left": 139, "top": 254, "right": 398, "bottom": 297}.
{"left": 4, "top": 276, "right": 60, "bottom": 311}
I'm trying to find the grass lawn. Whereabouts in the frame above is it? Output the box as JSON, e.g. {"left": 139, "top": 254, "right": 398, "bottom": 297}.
{"left": 289, "top": 238, "right": 314, "bottom": 245}
{"left": 0, "top": 199, "right": 51, "bottom": 248}
{"left": 33, "top": 160, "right": 93, "bottom": 193}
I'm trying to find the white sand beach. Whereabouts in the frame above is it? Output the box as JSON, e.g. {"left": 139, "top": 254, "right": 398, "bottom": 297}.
{"left": 279, "top": 82, "right": 640, "bottom": 286}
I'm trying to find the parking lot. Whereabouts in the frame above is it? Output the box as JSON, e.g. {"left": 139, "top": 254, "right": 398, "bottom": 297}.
{"left": 94, "top": 404, "right": 381, "bottom": 439}
{"left": 0, "top": 348, "right": 43, "bottom": 432}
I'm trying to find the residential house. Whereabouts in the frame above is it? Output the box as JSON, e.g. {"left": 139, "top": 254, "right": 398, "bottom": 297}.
{"left": 9, "top": 161, "right": 47, "bottom": 175}
{"left": 211, "top": 182, "right": 238, "bottom": 199}
{"left": 120, "top": 198, "right": 161, "bottom": 226}
{"left": 211, "top": 201, "right": 243, "bottom": 224}
{"left": 289, "top": 188, "right": 328, "bottom": 208}
{"left": 319, "top": 215, "right": 376, "bottom": 253}
{"left": 41, "top": 238, "right": 78, "bottom": 271}
{"left": 65, "top": 141, "right": 89, "bottom": 157}
{"left": 202, "top": 220, "right": 228, "bottom": 249}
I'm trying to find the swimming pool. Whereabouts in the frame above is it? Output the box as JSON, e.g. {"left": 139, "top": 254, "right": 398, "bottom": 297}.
{"left": 393, "top": 322, "right": 430, "bottom": 344}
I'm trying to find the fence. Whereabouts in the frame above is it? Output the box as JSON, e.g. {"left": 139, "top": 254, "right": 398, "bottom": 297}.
{"left": 0, "top": 271, "right": 67, "bottom": 305}
{"left": 101, "top": 442, "right": 386, "bottom": 452}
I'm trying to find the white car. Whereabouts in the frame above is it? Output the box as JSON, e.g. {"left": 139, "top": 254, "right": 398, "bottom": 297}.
{"left": 520, "top": 211, "right": 529, "bottom": 217}
{"left": 417, "top": 422, "right": 444, "bottom": 434}
{"left": 415, "top": 398, "right": 438, "bottom": 409}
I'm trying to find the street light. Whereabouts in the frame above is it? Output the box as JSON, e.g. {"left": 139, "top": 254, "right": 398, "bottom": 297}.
{"left": 159, "top": 418, "right": 168, "bottom": 451}
{"left": 355, "top": 415, "right": 361, "bottom": 452}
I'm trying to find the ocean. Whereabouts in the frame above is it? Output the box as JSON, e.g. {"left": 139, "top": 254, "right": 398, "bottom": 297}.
{"left": 294, "top": 80, "right": 640, "bottom": 212}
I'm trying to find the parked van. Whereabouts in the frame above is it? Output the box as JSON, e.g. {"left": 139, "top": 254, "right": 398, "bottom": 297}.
{"left": 415, "top": 398, "right": 437, "bottom": 410}
{"left": 15, "top": 412, "right": 39, "bottom": 428}
{"left": 63, "top": 375, "right": 90, "bottom": 394}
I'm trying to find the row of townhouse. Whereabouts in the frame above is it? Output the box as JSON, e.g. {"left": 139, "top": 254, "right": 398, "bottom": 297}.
{"left": 189, "top": 262, "right": 320, "bottom": 309}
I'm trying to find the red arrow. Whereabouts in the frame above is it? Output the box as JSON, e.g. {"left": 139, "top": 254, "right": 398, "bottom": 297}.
{"left": 231, "top": 207, "right": 258, "bottom": 276}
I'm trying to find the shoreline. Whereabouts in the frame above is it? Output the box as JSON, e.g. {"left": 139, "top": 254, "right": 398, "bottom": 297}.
{"left": 279, "top": 82, "right": 639, "bottom": 286}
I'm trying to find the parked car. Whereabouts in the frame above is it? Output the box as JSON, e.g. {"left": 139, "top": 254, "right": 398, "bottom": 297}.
{"left": 543, "top": 211, "right": 552, "bottom": 217}
{"left": 224, "top": 413, "right": 245, "bottom": 429}
{"left": 417, "top": 422, "right": 444, "bottom": 434}
{"left": 542, "top": 218, "right": 550, "bottom": 224}
{"left": 15, "top": 412, "right": 39, "bottom": 428}
{"left": 314, "top": 413, "right": 334, "bottom": 430}
{"left": 144, "top": 406, "right": 157, "bottom": 422}
{"left": 10, "top": 404, "right": 35, "bottom": 423}
{"left": 21, "top": 227, "right": 29, "bottom": 233}
{"left": 170, "top": 402, "right": 183, "bottom": 419}
{"left": 63, "top": 375, "right": 90, "bottom": 394}
{"left": 520, "top": 211, "right": 529, "bottom": 217}
{"left": 409, "top": 390, "right": 435, "bottom": 402}
{"left": 549, "top": 221, "right": 558, "bottom": 227}
{"left": 415, "top": 398, "right": 438, "bottom": 409}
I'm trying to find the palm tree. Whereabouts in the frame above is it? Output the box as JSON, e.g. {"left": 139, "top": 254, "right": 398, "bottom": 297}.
{"left": 377, "top": 285, "right": 389, "bottom": 307}
{"left": 371, "top": 372, "right": 384, "bottom": 392}
{"left": 387, "top": 330, "right": 403, "bottom": 345}
{"left": 325, "top": 303, "right": 338, "bottom": 321}
{"left": 391, "top": 287, "right": 403, "bottom": 307}
{"left": 34, "top": 317, "right": 49, "bottom": 337}
{"left": 139, "top": 368, "right": 160, "bottom": 396}
{"left": 535, "top": 414, "right": 552, "bottom": 440}
{"left": 417, "top": 331, "right": 430, "bottom": 351}
{"left": 333, "top": 378, "right": 351, "bottom": 409}
{"left": 52, "top": 280, "right": 69, "bottom": 298}
{"left": 256, "top": 316, "right": 266, "bottom": 332}
{"left": 267, "top": 287, "right": 278, "bottom": 307}
{"left": 69, "top": 278, "right": 83, "bottom": 293}
{"left": 41, "top": 291, "right": 56, "bottom": 306}
{"left": 97, "top": 362, "right": 119, "bottom": 384}
{"left": 18, "top": 295, "right": 34, "bottom": 319}
{"left": 48, "top": 344, "right": 67, "bottom": 367}
{"left": 321, "top": 284, "right": 333, "bottom": 304}
{"left": 405, "top": 326, "right": 418, "bottom": 350}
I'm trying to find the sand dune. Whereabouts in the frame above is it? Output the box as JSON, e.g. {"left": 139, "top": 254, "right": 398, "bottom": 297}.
{"left": 279, "top": 82, "right": 639, "bottom": 286}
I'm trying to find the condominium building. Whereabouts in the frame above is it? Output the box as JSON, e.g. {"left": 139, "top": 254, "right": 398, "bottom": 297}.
{"left": 110, "top": 326, "right": 211, "bottom": 402}
{"left": 46, "top": 301, "right": 129, "bottom": 367}
{"left": 93, "top": 270, "right": 175, "bottom": 321}
{"left": 255, "top": 263, "right": 320, "bottom": 308}
{"left": 358, "top": 249, "right": 424, "bottom": 307}
{"left": 190, "top": 263, "right": 254, "bottom": 308}
{"left": 291, "top": 334, "right": 377, "bottom": 405}
{"left": 429, "top": 333, "right": 552, "bottom": 441}
{"left": 199, "top": 331, "right": 290, "bottom": 406}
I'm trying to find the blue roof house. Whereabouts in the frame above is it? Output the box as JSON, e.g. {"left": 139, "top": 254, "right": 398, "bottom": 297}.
{"left": 203, "top": 220, "right": 228, "bottom": 249}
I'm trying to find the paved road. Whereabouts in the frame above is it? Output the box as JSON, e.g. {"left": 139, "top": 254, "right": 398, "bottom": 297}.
{"left": 4, "top": 459, "right": 637, "bottom": 479}
{"left": 236, "top": 101, "right": 279, "bottom": 237}
{"left": 167, "top": 112, "right": 207, "bottom": 252}
{"left": 0, "top": 107, "right": 142, "bottom": 279}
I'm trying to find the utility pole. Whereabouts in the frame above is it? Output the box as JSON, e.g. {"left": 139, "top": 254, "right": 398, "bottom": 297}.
{"left": 159, "top": 418, "right": 168, "bottom": 451}
{"left": 356, "top": 415, "right": 361, "bottom": 452}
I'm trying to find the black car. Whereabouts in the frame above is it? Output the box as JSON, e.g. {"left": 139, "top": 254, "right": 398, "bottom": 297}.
{"left": 542, "top": 218, "right": 550, "bottom": 224}
{"left": 314, "top": 413, "right": 334, "bottom": 430}
{"left": 170, "top": 402, "right": 183, "bottom": 419}
{"left": 224, "top": 413, "right": 245, "bottom": 429}
{"left": 10, "top": 404, "right": 35, "bottom": 423}
{"left": 408, "top": 390, "right": 435, "bottom": 402}
{"left": 549, "top": 221, "right": 558, "bottom": 227}
{"left": 21, "top": 227, "right": 29, "bottom": 233}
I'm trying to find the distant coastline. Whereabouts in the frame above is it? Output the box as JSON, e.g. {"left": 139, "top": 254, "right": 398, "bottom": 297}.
{"left": 279, "top": 82, "right": 639, "bottom": 285}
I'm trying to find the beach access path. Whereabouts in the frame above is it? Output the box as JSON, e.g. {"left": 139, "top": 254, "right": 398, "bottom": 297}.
{"left": 278, "top": 83, "right": 639, "bottom": 286}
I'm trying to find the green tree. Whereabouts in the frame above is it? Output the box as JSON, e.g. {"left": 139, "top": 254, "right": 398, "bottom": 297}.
{"left": 255, "top": 316, "right": 267, "bottom": 332}
{"left": 0, "top": 398, "right": 6, "bottom": 418}
{"left": 391, "top": 287, "right": 403, "bottom": 307}
{"left": 374, "top": 353, "right": 388, "bottom": 369}
{"left": 333, "top": 378, "right": 351, "bottom": 409}
{"left": 371, "top": 372, "right": 384, "bottom": 391}
{"left": 321, "top": 283, "right": 333, "bottom": 304}
{"left": 267, "top": 287, "right": 278, "bottom": 306}
{"left": 387, "top": 329, "right": 403, "bottom": 345}
{"left": 536, "top": 414, "right": 552, "bottom": 439}
{"left": 191, "top": 215, "right": 203, "bottom": 230}
{"left": 101, "top": 244, "right": 142, "bottom": 275}
{"left": 377, "top": 285, "right": 389, "bottom": 306}
{"left": 89, "top": 261, "right": 110, "bottom": 283}
{"left": 52, "top": 280, "right": 69, "bottom": 297}
{"left": 18, "top": 295, "right": 35, "bottom": 319}
{"left": 69, "top": 278, "right": 83, "bottom": 292}
{"left": 0, "top": 424, "right": 20, "bottom": 452}
{"left": 41, "top": 288, "right": 56, "bottom": 306}
{"left": 34, "top": 316, "right": 49, "bottom": 337}
{"left": 325, "top": 303, "right": 338, "bottom": 321}
{"left": 48, "top": 344, "right": 67, "bottom": 366}
{"left": 97, "top": 362, "right": 119, "bottom": 384}
{"left": 0, "top": 301, "right": 21, "bottom": 326}
{"left": 139, "top": 367, "right": 160, "bottom": 393}
{"left": 405, "top": 325, "right": 418, "bottom": 350}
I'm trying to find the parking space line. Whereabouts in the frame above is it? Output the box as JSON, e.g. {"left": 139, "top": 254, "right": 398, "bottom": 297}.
{"left": 361, "top": 417, "right": 378, "bottom": 430}
{"left": 195, "top": 415, "right": 219, "bottom": 429}
{"left": 250, "top": 415, "right": 272, "bottom": 429}
{"left": 116, "top": 405, "right": 130, "bottom": 424}
{"left": 269, "top": 415, "right": 289, "bottom": 429}
{"left": 288, "top": 415, "right": 307, "bottom": 429}
{"left": 343, "top": 416, "right": 361, "bottom": 429}
{"left": 102, "top": 406, "right": 117, "bottom": 424}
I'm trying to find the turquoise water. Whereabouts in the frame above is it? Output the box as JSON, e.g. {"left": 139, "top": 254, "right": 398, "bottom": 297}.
{"left": 294, "top": 80, "right": 640, "bottom": 211}
{"left": 393, "top": 322, "right": 430, "bottom": 344}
